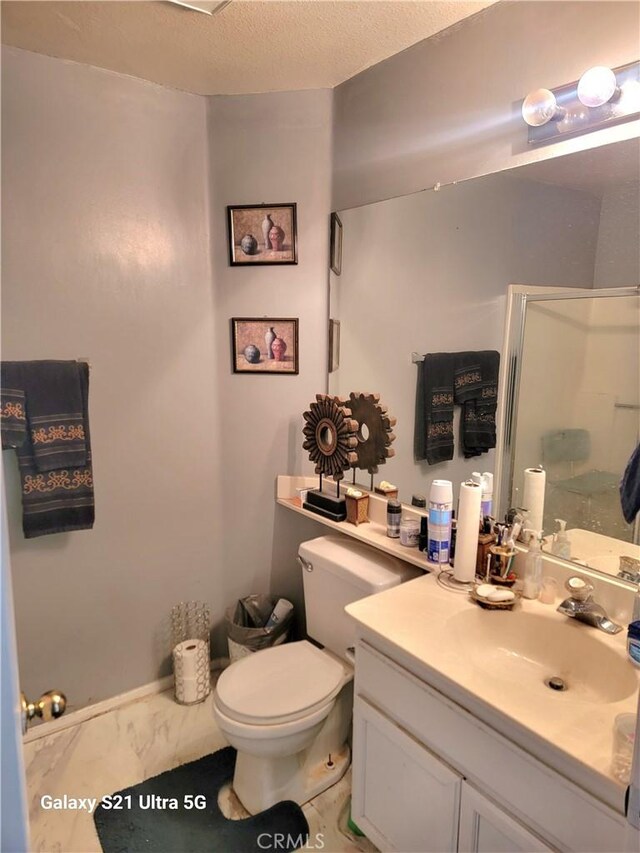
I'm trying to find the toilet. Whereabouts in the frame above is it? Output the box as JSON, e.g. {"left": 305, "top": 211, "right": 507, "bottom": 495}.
{"left": 213, "top": 534, "right": 419, "bottom": 814}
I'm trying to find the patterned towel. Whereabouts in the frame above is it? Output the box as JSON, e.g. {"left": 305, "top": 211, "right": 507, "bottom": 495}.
{"left": 454, "top": 351, "right": 500, "bottom": 459}
{"left": 4, "top": 360, "right": 87, "bottom": 470}
{"left": 1, "top": 361, "right": 94, "bottom": 538}
{"left": 0, "top": 386, "right": 27, "bottom": 448}
{"left": 415, "top": 350, "right": 500, "bottom": 465}
{"left": 415, "top": 353, "right": 455, "bottom": 464}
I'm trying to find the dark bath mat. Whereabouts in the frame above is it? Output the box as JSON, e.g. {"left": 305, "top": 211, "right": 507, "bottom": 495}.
{"left": 94, "top": 746, "right": 309, "bottom": 853}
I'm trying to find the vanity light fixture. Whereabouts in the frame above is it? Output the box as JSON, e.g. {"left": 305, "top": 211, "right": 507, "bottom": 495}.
{"left": 522, "top": 60, "right": 639, "bottom": 144}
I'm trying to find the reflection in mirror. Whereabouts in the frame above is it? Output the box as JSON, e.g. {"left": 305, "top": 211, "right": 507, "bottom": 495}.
{"left": 508, "top": 289, "right": 640, "bottom": 577}
{"left": 328, "top": 137, "right": 640, "bottom": 586}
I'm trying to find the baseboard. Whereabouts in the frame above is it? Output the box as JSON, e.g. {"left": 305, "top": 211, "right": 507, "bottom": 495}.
{"left": 23, "top": 657, "right": 229, "bottom": 744}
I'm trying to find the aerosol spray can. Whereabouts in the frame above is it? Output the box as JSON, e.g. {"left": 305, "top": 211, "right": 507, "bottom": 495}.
{"left": 428, "top": 480, "right": 453, "bottom": 564}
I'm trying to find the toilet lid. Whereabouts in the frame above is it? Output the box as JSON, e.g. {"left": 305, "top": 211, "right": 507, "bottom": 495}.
{"left": 215, "top": 641, "right": 346, "bottom": 725}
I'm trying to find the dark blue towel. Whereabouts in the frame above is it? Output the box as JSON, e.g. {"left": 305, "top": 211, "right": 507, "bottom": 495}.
{"left": 1, "top": 361, "right": 94, "bottom": 538}
{"left": 620, "top": 443, "right": 640, "bottom": 525}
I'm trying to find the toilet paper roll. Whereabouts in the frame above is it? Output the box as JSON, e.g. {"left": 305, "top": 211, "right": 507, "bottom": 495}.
{"left": 453, "top": 481, "right": 482, "bottom": 583}
{"left": 522, "top": 467, "right": 546, "bottom": 533}
{"left": 173, "top": 638, "right": 210, "bottom": 705}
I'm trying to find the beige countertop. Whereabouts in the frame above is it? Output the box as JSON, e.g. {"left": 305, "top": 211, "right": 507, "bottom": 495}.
{"left": 346, "top": 572, "right": 639, "bottom": 815}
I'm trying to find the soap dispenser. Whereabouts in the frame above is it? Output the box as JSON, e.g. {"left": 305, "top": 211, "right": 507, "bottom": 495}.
{"left": 551, "top": 519, "right": 571, "bottom": 560}
{"left": 522, "top": 529, "right": 543, "bottom": 600}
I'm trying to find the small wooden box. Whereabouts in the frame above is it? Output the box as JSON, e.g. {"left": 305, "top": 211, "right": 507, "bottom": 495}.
{"left": 346, "top": 493, "right": 370, "bottom": 526}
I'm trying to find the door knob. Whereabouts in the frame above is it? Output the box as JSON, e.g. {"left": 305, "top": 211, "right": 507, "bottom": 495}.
{"left": 21, "top": 690, "right": 67, "bottom": 734}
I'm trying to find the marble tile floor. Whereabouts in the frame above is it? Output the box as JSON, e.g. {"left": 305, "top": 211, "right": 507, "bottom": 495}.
{"left": 23, "top": 684, "right": 377, "bottom": 853}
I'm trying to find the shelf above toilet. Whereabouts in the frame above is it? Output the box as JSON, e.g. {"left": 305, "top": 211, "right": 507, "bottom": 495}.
{"left": 276, "top": 475, "right": 432, "bottom": 573}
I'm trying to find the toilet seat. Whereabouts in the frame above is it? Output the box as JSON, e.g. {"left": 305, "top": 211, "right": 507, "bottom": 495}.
{"left": 213, "top": 695, "right": 336, "bottom": 741}
{"left": 215, "top": 640, "right": 346, "bottom": 726}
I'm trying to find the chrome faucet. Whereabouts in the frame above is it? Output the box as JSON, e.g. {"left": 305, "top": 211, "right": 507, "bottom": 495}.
{"left": 618, "top": 555, "right": 640, "bottom": 585}
{"left": 557, "top": 576, "right": 622, "bottom": 634}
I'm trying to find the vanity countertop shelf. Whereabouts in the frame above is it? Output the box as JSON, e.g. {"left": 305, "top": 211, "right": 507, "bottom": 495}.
{"left": 346, "top": 571, "right": 639, "bottom": 818}
{"left": 276, "top": 475, "right": 433, "bottom": 572}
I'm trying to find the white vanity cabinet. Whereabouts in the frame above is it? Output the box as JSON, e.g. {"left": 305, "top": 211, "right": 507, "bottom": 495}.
{"left": 351, "top": 639, "right": 627, "bottom": 853}
{"left": 353, "top": 695, "right": 551, "bottom": 853}
{"left": 458, "top": 783, "right": 551, "bottom": 853}
{"left": 353, "top": 696, "right": 461, "bottom": 852}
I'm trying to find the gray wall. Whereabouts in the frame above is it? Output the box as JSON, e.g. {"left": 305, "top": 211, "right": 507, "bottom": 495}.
{"left": 594, "top": 181, "right": 640, "bottom": 288}
{"left": 332, "top": 0, "right": 640, "bottom": 210}
{"left": 2, "top": 47, "right": 218, "bottom": 709}
{"left": 1, "top": 48, "right": 330, "bottom": 710}
{"left": 206, "top": 89, "right": 333, "bottom": 649}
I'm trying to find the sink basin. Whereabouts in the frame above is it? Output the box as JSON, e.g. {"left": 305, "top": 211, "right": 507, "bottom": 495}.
{"left": 449, "top": 609, "right": 637, "bottom": 705}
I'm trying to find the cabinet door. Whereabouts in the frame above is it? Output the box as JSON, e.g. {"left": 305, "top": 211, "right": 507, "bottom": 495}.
{"left": 458, "top": 782, "right": 553, "bottom": 853}
{"left": 352, "top": 696, "right": 461, "bottom": 852}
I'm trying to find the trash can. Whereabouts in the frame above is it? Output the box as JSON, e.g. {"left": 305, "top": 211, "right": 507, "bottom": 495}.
{"left": 225, "top": 594, "right": 294, "bottom": 663}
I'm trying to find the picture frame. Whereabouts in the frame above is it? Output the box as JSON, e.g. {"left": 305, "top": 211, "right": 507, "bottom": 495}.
{"left": 328, "top": 319, "right": 340, "bottom": 373}
{"left": 330, "top": 212, "right": 343, "bottom": 275}
{"left": 231, "top": 317, "right": 299, "bottom": 375}
{"left": 227, "top": 204, "right": 298, "bottom": 266}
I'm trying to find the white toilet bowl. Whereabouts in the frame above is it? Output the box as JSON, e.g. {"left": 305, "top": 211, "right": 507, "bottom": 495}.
{"left": 213, "top": 640, "right": 353, "bottom": 814}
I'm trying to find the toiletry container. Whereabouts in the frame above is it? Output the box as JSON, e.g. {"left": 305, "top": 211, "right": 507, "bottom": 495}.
{"left": 481, "top": 472, "right": 493, "bottom": 517}
{"left": 551, "top": 519, "right": 571, "bottom": 560}
{"left": 522, "top": 529, "right": 543, "bottom": 599}
{"left": 400, "top": 517, "right": 420, "bottom": 547}
{"left": 428, "top": 480, "right": 453, "bottom": 564}
{"left": 387, "top": 499, "right": 401, "bottom": 538}
{"left": 213, "top": 535, "right": 420, "bottom": 814}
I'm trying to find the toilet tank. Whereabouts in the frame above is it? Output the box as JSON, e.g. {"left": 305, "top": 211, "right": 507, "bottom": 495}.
{"left": 299, "top": 535, "right": 420, "bottom": 661}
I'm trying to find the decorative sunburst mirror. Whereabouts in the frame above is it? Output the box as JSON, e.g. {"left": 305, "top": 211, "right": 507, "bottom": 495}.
{"left": 347, "top": 392, "right": 396, "bottom": 483}
{"left": 302, "top": 394, "right": 358, "bottom": 520}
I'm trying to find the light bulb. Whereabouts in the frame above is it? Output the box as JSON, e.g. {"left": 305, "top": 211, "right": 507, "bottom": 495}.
{"left": 521, "top": 88, "right": 559, "bottom": 127}
{"left": 577, "top": 66, "right": 618, "bottom": 108}
{"left": 619, "top": 79, "right": 640, "bottom": 113}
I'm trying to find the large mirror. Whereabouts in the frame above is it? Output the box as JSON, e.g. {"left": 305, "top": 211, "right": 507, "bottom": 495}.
{"left": 501, "top": 286, "right": 639, "bottom": 575}
{"left": 328, "top": 137, "right": 640, "bottom": 584}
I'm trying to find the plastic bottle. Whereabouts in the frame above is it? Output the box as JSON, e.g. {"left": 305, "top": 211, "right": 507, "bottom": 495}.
{"left": 481, "top": 472, "right": 493, "bottom": 518}
{"left": 428, "top": 480, "right": 453, "bottom": 564}
{"left": 264, "top": 598, "right": 294, "bottom": 630}
{"left": 418, "top": 516, "right": 429, "bottom": 552}
{"left": 551, "top": 519, "right": 571, "bottom": 560}
{"left": 522, "top": 529, "right": 543, "bottom": 599}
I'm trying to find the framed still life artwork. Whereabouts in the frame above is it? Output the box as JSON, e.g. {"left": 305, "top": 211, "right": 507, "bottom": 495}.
{"left": 227, "top": 204, "right": 298, "bottom": 266}
{"left": 231, "top": 317, "right": 299, "bottom": 375}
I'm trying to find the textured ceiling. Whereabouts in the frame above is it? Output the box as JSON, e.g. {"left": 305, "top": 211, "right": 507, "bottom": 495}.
{"left": 1, "top": 0, "right": 497, "bottom": 95}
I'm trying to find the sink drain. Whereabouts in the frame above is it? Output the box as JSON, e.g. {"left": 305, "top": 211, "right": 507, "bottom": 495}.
{"left": 546, "top": 676, "right": 567, "bottom": 692}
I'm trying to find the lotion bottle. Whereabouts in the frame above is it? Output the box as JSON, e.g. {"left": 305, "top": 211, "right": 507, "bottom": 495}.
{"left": 551, "top": 518, "right": 571, "bottom": 560}
{"left": 522, "top": 529, "right": 543, "bottom": 600}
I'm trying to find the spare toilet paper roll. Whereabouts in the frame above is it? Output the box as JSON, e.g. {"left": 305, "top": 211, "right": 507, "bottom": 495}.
{"left": 173, "top": 638, "right": 210, "bottom": 705}
{"left": 522, "top": 467, "right": 546, "bottom": 533}
{"left": 453, "top": 480, "right": 482, "bottom": 583}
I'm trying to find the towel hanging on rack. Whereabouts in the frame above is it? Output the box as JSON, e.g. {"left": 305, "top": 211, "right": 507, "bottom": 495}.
{"left": 415, "top": 350, "right": 500, "bottom": 464}
{"left": 1, "top": 360, "right": 94, "bottom": 538}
